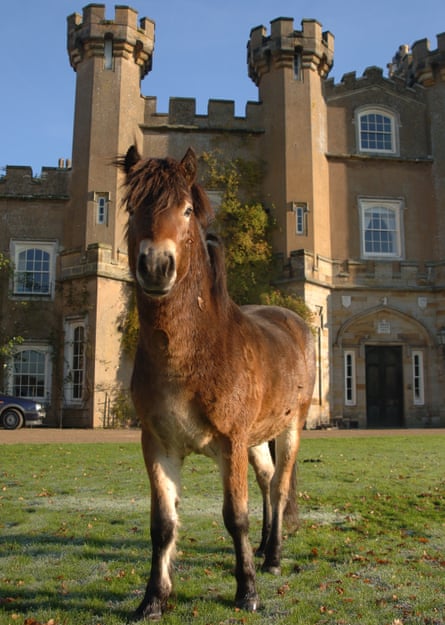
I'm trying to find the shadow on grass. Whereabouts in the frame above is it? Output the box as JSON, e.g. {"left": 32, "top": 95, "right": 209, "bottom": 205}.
{"left": 0, "top": 529, "right": 248, "bottom": 621}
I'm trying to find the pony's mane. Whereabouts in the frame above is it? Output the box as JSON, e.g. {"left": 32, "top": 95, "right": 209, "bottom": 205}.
{"left": 119, "top": 152, "right": 228, "bottom": 298}
{"left": 119, "top": 155, "right": 214, "bottom": 232}
{"left": 120, "top": 156, "right": 190, "bottom": 217}
{"left": 206, "top": 232, "right": 229, "bottom": 300}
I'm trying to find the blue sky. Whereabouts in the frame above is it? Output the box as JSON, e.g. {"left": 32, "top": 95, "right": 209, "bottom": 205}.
{"left": 1, "top": 0, "right": 445, "bottom": 174}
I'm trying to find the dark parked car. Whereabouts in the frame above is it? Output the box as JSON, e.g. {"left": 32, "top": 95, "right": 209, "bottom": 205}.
{"left": 0, "top": 394, "right": 46, "bottom": 429}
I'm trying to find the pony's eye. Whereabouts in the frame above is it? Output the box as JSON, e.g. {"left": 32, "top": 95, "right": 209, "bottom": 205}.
{"left": 184, "top": 205, "right": 193, "bottom": 218}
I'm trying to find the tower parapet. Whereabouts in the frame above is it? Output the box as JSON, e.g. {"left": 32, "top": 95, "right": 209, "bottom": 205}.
{"left": 0, "top": 165, "right": 70, "bottom": 200}
{"left": 387, "top": 32, "right": 445, "bottom": 87}
{"left": 248, "top": 17, "right": 334, "bottom": 86}
{"left": 411, "top": 33, "right": 445, "bottom": 86}
{"left": 67, "top": 4, "right": 154, "bottom": 79}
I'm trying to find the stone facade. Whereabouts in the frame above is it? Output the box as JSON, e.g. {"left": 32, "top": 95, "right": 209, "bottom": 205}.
{"left": 0, "top": 4, "right": 444, "bottom": 428}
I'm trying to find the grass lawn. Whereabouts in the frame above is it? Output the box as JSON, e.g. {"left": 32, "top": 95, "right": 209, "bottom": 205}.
{"left": 0, "top": 435, "right": 444, "bottom": 625}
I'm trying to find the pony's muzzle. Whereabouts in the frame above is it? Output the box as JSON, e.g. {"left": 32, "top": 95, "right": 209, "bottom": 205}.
{"left": 136, "top": 239, "right": 177, "bottom": 296}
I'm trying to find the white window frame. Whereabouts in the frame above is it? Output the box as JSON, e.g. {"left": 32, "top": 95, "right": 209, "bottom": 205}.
{"left": 10, "top": 240, "right": 57, "bottom": 298}
{"left": 64, "top": 318, "right": 87, "bottom": 405}
{"left": 344, "top": 350, "right": 356, "bottom": 406}
{"left": 356, "top": 106, "right": 399, "bottom": 155}
{"left": 412, "top": 350, "right": 425, "bottom": 406}
{"left": 292, "top": 202, "right": 307, "bottom": 235}
{"left": 359, "top": 198, "right": 404, "bottom": 260}
{"left": 7, "top": 344, "right": 52, "bottom": 401}
{"left": 94, "top": 192, "right": 109, "bottom": 225}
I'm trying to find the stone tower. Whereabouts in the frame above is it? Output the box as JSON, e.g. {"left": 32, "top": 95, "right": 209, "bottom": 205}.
{"left": 248, "top": 19, "right": 334, "bottom": 260}
{"left": 66, "top": 4, "right": 154, "bottom": 255}
{"left": 61, "top": 4, "right": 154, "bottom": 426}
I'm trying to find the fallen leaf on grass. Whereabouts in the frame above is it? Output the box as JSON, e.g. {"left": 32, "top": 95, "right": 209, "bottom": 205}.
{"left": 277, "top": 582, "right": 290, "bottom": 596}
{"left": 37, "top": 488, "right": 53, "bottom": 497}
{"left": 319, "top": 605, "right": 334, "bottom": 614}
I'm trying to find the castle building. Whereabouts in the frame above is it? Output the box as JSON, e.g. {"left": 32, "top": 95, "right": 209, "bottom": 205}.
{"left": 1, "top": 4, "right": 444, "bottom": 428}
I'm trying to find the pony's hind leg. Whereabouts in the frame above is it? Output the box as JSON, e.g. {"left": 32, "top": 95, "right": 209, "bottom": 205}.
{"left": 248, "top": 442, "right": 274, "bottom": 557}
{"left": 219, "top": 439, "right": 259, "bottom": 612}
{"left": 134, "top": 430, "right": 182, "bottom": 621}
{"left": 262, "top": 425, "right": 300, "bottom": 575}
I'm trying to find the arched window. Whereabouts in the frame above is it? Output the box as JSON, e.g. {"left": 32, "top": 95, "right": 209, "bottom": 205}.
{"left": 72, "top": 326, "right": 85, "bottom": 400}
{"left": 94, "top": 192, "right": 109, "bottom": 225}
{"left": 16, "top": 248, "right": 50, "bottom": 293}
{"left": 104, "top": 36, "right": 113, "bottom": 70}
{"left": 11, "top": 241, "right": 56, "bottom": 297}
{"left": 356, "top": 107, "right": 398, "bottom": 155}
{"left": 359, "top": 198, "right": 404, "bottom": 259}
{"left": 64, "top": 319, "right": 87, "bottom": 404}
{"left": 12, "top": 348, "right": 50, "bottom": 399}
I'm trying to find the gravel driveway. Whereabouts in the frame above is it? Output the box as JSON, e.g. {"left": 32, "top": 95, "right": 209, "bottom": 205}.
{"left": 1, "top": 427, "right": 443, "bottom": 444}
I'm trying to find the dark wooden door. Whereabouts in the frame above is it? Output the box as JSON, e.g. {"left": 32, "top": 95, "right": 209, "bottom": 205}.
{"left": 365, "top": 346, "right": 404, "bottom": 427}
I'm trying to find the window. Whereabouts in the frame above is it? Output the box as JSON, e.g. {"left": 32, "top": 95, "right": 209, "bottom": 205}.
{"left": 64, "top": 319, "right": 87, "bottom": 403}
{"left": 292, "top": 202, "right": 307, "bottom": 235}
{"left": 344, "top": 350, "right": 356, "bottom": 406}
{"left": 11, "top": 241, "right": 57, "bottom": 297}
{"left": 412, "top": 351, "right": 425, "bottom": 406}
{"left": 359, "top": 198, "right": 404, "bottom": 259}
{"left": 294, "top": 50, "right": 302, "bottom": 80}
{"left": 104, "top": 36, "right": 113, "bottom": 70}
{"left": 356, "top": 107, "right": 398, "bottom": 155}
{"left": 10, "top": 347, "right": 51, "bottom": 399}
{"left": 94, "top": 192, "right": 109, "bottom": 225}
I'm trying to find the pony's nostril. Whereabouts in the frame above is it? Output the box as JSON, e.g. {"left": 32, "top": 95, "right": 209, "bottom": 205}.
{"left": 163, "top": 252, "right": 175, "bottom": 278}
{"left": 138, "top": 252, "right": 151, "bottom": 276}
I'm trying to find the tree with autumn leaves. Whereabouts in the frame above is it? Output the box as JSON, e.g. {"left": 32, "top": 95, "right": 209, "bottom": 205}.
{"left": 201, "top": 150, "right": 312, "bottom": 320}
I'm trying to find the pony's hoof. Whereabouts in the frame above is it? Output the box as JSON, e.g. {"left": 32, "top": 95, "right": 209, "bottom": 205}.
{"left": 235, "top": 594, "right": 259, "bottom": 612}
{"left": 132, "top": 599, "right": 163, "bottom": 621}
{"left": 261, "top": 564, "right": 281, "bottom": 576}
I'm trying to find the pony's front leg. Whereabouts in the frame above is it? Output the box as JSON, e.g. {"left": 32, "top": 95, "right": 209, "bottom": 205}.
{"left": 134, "top": 430, "right": 182, "bottom": 621}
{"left": 219, "top": 439, "right": 259, "bottom": 612}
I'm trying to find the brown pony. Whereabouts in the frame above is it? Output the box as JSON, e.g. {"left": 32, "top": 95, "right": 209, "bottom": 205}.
{"left": 119, "top": 146, "right": 316, "bottom": 620}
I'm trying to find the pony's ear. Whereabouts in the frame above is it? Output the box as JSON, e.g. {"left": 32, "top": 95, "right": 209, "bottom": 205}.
{"left": 123, "top": 145, "right": 141, "bottom": 173}
{"left": 180, "top": 148, "right": 197, "bottom": 185}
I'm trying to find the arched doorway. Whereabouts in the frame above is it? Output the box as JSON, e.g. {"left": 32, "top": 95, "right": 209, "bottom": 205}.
{"left": 335, "top": 305, "right": 434, "bottom": 428}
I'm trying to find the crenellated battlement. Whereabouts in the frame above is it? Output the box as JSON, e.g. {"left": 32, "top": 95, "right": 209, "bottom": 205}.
{"left": 324, "top": 64, "right": 423, "bottom": 100}
{"left": 410, "top": 32, "right": 445, "bottom": 85}
{"left": 67, "top": 4, "right": 154, "bottom": 78}
{"left": 142, "top": 96, "right": 264, "bottom": 133}
{"left": 248, "top": 17, "right": 334, "bottom": 86}
{"left": 0, "top": 165, "right": 70, "bottom": 199}
{"left": 387, "top": 32, "right": 445, "bottom": 86}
